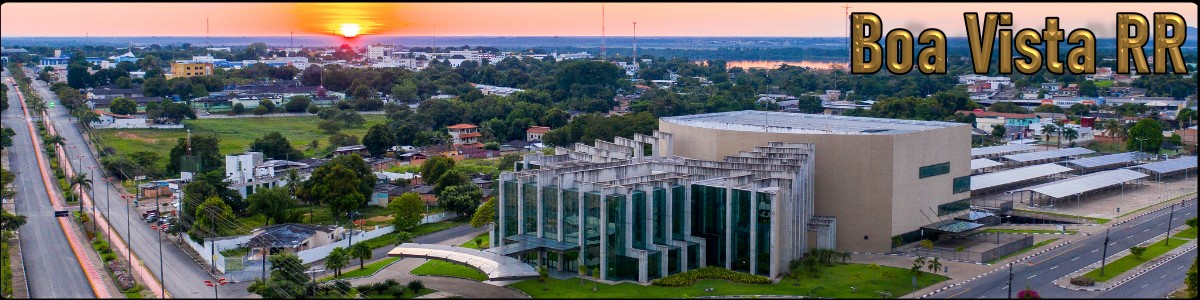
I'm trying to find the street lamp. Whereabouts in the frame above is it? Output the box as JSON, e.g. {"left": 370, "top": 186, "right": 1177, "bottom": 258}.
{"left": 204, "top": 278, "right": 227, "bottom": 299}
{"left": 1135, "top": 137, "right": 1147, "bottom": 153}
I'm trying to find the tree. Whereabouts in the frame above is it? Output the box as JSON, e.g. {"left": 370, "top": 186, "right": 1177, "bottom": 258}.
{"left": 298, "top": 154, "right": 374, "bottom": 219}
{"left": 245, "top": 187, "right": 297, "bottom": 226}
{"left": 1127, "top": 118, "right": 1164, "bottom": 153}
{"left": 1079, "top": 80, "right": 1098, "bottom": 97}
{"left": 1062, "top": 127, "right": 1079, "bottom": 146}
{"left": 537, "top": 265, "right": 549, "bottom": 290}
{"left": 167, "top": 133, "right": 222, "bottom": 175}
{"left": 190, "top": 84, "right": 209, "bottom": 99}
{"left": 1178, "top": 108, "right": 1196, "bottom": 129}
{"left": 1102, "top": 119, "right": 1124, "bottom": 141}
{"left": 388, "top": 192, "right": 425, "bottom": 231}
{"left": 231, "top": 103, "right": 245, "bottom": 115}
{"left": 334, "top": 110, "right": 366, "bottom": 128}
{"left": 470, "top": 197, "right": 497, "bottom": 228}
{"left": 115, "top": 76, "right": 133, "bottom": 88}
{"left": 991, "top": 124, "right": 1007, "bottom": 141}
{"left": 67, "top": 63, "right": 91, "bottom": 89}
{"left": 1187, "top": 257, "right": 1197, "bottom": 298}
{"left": 284, "top": 95, "right": 313, "bottom": 113}
{"left": 68, "top": 172, "right": 93, "bottom": 206}
{"left": 420, "top": 156, "right": 456, "bottom": 187}
{"left": 326, "top": 247, "right": 349, "bottom": 277}
{"left": 795, "top": 95, "right": 824, "bottom": 114}
{"left": 327, "top": 133, "right": 359, "bottom": 147}
{"left": 1034, "top": 104, "right": 1064, "bottom": 114}
{"left": 362, "top": 124, "right": 394, "bottom": 157}
{"left": 259, "top": 99, "right": 277, "bottom": 114}
{"left": 912, "top": 256, "right": 927, "bottom": 278}
{"left": 188, "top": 196, "right": 237, "bottom": 240}
{"left": 1128, "top": 246, "right": 1147, "bottom": 260}
{"left": 250, "top": 131, "right": 304, "bottom": 161}
{"left": 1040, "top": 124, "right": 1058, "bottom": 145}
{"left": 439, "top": 184, "right": 483, "bottom": 217}
{"left": 318, "top": 119, "right": 342, "bottom": 134}
{"left": 0, "top": 211, "right": 27, "bottom": 232}
{"left": 927, "top": 257, "right": 943, "bottom": 274}
{"left": 247, "top": 253, "right": 308, "bottom": 298}
{"left": 110, "top": 97, "right": 138, "bottom": 115}
{"left": 349, "top": 243, "right": 372, "bottom": 269}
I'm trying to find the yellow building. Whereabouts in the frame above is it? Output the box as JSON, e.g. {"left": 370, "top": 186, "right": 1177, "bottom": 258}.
{"left": 168, "top": 62, "right": 213, "bottom": 78}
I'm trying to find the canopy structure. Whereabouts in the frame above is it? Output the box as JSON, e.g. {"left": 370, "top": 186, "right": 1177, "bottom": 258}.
{"left": 389, "top": 243, "right": 539, "bottom": 281}
{"left": 971, "top": 158, "right": 1003, "bottom": 172}
{"left": 1061, "top": 152, "right": 1149, "bottom": 173}
{"left": 1012, "top": 169, "right": 1147, "bottom": 206}
{"left": 920, "top": 219, "right": 984, "bottom": 236}
{"left": 488, "top": 234, "right": 580, "bottom": 256}
{"left": 970, "top": 163, "right": 1074, "bottom": 193}
{"left": 1128, "top": 156, "right": 1198, "bottom": 181}
{"left": 1002, "top": 147, "right": 1095, "bottom": 164}
{"left": 972, "top": 144, "right": 1037, "bottom": 158}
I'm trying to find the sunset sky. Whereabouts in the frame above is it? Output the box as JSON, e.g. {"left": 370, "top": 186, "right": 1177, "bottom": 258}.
{"left": 1, "top": 2, "right": 1195, "bottom": 38}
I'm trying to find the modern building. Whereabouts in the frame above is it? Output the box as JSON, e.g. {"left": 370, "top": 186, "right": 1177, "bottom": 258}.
{"left": 448, "top": 123, "right": 483, "bottom": 149}
{"left": 169, "top": 62, "right": 214, "bottom": 78}
{"left": 494, "top": 131, "right": 821, "bottom": 283}
{"left": 224, "top": 152, "right": 310, "bottom": 198}
{"left": 657, "top": 111, "right": 972, "bottom": 253}
{"left": 955, "top": 110, "right": 1040, "bottom": 134}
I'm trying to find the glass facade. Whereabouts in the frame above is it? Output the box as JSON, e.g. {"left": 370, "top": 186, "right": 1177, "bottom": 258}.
{"left": 583, "top": 192, "right": 602, "bottom": 272}
{"left": 755, "top": 192, "right": 772, "bottom": 276}
{"left": 542, "top": 185, "right": 558, "bottom": 238}
{"left": 562, "top": 189, "right": 580, "bottom": 244}
{"left": 952, "top": 176, "right": 971, "bottom": 194}
{"left": 523, "top": 182, "right": 539, "bottom": 233}
{"left": 692, "top": 185, "right": 727, "bottom": 268}
{"left": 632, "top": 191, "right": 647, "bottom": 249}
{"left": 919, "top": 162, "right": 951, "bottom": 178}
{"left": 937, "top": 199, "right": 971, "bottom": 216}
{"left": 652, "top": 188, "right": 667, "bottom": 245}
{"left": 730, "top": 190, "right": 752, "bottom": 273}
{"left": 503, "top": 181, "right": 519, "bottom": 237}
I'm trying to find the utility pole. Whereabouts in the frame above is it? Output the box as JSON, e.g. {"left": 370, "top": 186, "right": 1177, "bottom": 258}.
{"left": 1100, "top": 227, "right": 1110, "bottom": 276}
{"left": 157, "top": 192, "right": 164, "bottom": 299}
{"left": 1007, "top": 262, "right": 1013, "bottom": 299}
{"left": 1165, "top": 203, "right": 1175, "bottom": 246}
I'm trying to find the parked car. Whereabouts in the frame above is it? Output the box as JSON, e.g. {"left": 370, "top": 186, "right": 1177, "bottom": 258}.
{"left": 145, "top": 215, "right": 158, "bottom": 223}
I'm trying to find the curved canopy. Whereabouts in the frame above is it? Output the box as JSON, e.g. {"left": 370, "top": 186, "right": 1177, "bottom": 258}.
{"left": 389, "top": 243, "right": 539, "bottom": 281}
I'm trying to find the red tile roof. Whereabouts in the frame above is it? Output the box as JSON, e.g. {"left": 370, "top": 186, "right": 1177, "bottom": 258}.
{"left": 526, "top": 126, "right": 551, "bottom": 134}
{"left": 459, "top": 132, "right": 482, "bottom": 138}
{"left": 447, "top": 123, "right": 479, "bottom": 129}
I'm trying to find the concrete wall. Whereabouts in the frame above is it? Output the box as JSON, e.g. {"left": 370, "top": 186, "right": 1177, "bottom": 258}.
{"left": 659, "top": 119, "right": 970, "bottom": 253}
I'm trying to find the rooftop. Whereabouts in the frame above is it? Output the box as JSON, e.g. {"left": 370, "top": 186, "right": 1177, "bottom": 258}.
{"left": 660, "top": 110, "right": 965, "bottom": 135}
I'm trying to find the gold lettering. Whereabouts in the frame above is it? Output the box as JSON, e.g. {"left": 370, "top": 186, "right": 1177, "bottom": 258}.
{"left": 1067, "top": 29, "right": 1096, "bottom": 74}
{"left": 1117, "top": 13, "right": 1150, "bottom": 74}
{"left": 917, "top": 29, "right": 946, "bottom": 74}
{"left": 1154, "top": 13, "right": 1187, "bottom": 74}
{"left": 964, "top": 13, "right": 1000, "bottom": 74}
{"left": 851, "top": 13, "right": 883, "bottom": 74}
{"left": 1014, "top": 29, "right": 1043, "bottom": 74}
{"left": 1043, "top": 17, "right": 1065, "bottom": 74}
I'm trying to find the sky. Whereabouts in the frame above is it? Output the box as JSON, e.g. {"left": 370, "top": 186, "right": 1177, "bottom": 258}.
{"left": 1, "top": 2, "right": 1196, "bottom": 38}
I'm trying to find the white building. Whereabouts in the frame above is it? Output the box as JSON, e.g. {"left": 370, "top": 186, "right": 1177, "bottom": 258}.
{"left": 224, "top": 152, "right": 311, "bottom": 198}
{"left": 555, "top": 52, "right": 591, "bottom": 61}
{"left": 365, "top": 44, "right": 395, "bottom": 61}
{"left": 958, "top": 74, "right": 1012, "bottom": 87}
{"left": 91, "top": 110, "right": 147, "bottom": 129}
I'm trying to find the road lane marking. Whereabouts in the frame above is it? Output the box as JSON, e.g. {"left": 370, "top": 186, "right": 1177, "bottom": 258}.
{"left": 1162, "top": 274, "right": 1168, "bottom": 279}
{"left": 1050, "top": 265, "right": 1058, "bottom": 270}
{"left": 945, "top": 288, "right": 972, "bottom": 298}
{"left": 1028, "top": 274, "right": 1037, "bottom": 279}
{"left": 1141, "top": 283, "right": 1149, "bottom": 289}
{"left": 1071, "top": 257, "right": 1079, "bottom": 261}
{"left": 1092, "top": 249, "right": 1098, "bottom": 253}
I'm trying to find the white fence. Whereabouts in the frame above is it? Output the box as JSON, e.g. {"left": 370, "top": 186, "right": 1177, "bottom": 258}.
{"left": 181, "top": 234, "right": 254, "bottom": 273}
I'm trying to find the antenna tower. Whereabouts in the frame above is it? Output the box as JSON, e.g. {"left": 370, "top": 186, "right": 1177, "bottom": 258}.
{"left": 601, "top": 3, "right": 606, "bottom": 60}
{"left": 632, "top": 22, "right": 637, "bottom": 61}
{"left": 841, "top": 4, "right": 851, "bottom": 70}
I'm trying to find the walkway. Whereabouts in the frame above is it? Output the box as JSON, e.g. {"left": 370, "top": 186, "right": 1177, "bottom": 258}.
{"left": 390, "top": 243, "right": 540, "bottom": 281}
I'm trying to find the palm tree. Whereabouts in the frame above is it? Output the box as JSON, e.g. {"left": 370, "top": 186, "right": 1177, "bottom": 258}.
{"left": 912, "top": 256, "right": 927, "bottom": 278}
{"left": 1102, "top": 119, "right": 1123, "bottom": 141}
{"left": 840, "top": 250, "right": 851, "bottom": 264}
{"left": 927, "top": 257, "right": 943, "bottom": 275}
{"left": 69, "top": 173, "right": 93, "bottom": 227}
{"left": 537, "top": 265, "right": 550, "bottom": 290}
{"left": 43, "top": 134, "right": 66, "bottom": 148}
{"left": 1062, "top": 127, "right": 1079, "bottom": 147}
{"left": 1039, "top": 123, "right": 1057, "bottom": 146}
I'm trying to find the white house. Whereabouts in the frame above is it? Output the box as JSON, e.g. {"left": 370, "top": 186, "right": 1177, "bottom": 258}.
{"left": 91, "top": 110, "right": 147, "bottom": 128}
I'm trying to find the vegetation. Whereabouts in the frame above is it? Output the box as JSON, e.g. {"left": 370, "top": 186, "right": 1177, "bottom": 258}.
{"left": 355, "top": 279, "right": 435, "bottom": 299}
{"left": 326, "top": 247, "right": 350, "bottom": 277}
{"left": 651, "top": 267, "right": 771, "bottom": 287}
{"left": 986, "top": 239, "right": 1060, "bottom": 265}
{"left": 389, "top": 192, "right": 426, "bottom": 231}
{"left": 410, "top": 260, "right": 488, "bottom": 281}
{"left": 247, "top": 252, "right": 309, "bottom": 298}
{"left": 1083, "top": 238, "right": 1187, "bottom": 282}
{"left": 980, "top": 229, "right": 1076, "bottom": 235}
{"left": 322, "top": 257, "right": 401, "bottom": 281}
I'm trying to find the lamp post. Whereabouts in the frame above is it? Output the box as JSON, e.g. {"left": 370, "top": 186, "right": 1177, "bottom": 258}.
{"left": 1165, "top": 203, "right": 1175, "bottom": 246}
{"left": 88, "top": 166, "right": 97, "bottom": 232}
{"left": 204, "top": 278, "right": 227, "bottom": 299}
{"left": 1007, "top": 262, "right": 1013, "bottom": 299}
{"left": 1135, "top": 137, "right": 1147, "bottom": 153}
{"left": 1100, "top": 227, "right": 1110, "bottom": 276}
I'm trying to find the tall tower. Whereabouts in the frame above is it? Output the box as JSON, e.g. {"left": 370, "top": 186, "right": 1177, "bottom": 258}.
{"left": 206, "top": 15, "right": 210, "bottom": 48}
{"left": 632, "top": 22, "right": 637, "bottom": 61}
{"left": 841, "top": 4, "right": 851, "bottom": 70}
{"left": 600, "top": 3, "right": 606, "bottom": 60}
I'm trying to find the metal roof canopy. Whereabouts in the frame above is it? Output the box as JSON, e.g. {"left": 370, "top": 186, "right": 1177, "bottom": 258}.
{"left": 389, "top": 243, "right": 540, "bottom": 281}
{"left": 1012, "top": 169, "right": 1148, "bottom": 199}
{"left": 1002, "top": 147, "right": 1096, "bottom": 163}
{"left": 971, "top": 158, "right": 1003, "bottom": 170}
{"left": 972, "top": 144, "right": 1037, "bottom": 157}
{"left": 921, "top": 219, "right": 985, "bottom": 234}
{"left": 971, "top": 163, "right": 1074, "bottom": 191}
{"left": 1061, "top": 152, "right": 1148, "bottom": 169}
{"left": 1128, "top": 156, "right": 1198, "bottom": 174}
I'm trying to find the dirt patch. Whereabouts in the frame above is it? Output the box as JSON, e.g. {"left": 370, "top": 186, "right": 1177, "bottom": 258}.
{"left": 114, "top": 132, "right": 159, "bottom": 144}
{"left": 366, "top": 215, "right": 393, "bottom": 223}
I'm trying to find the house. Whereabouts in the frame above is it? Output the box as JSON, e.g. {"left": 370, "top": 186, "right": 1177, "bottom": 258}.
{"left": 370, "top": 183, "right": 407, "bottom": 207}
{"left": 408, "top": 185, "right": 438, "bottom": 208}
{"left": 956, "top": 110, "right": 1040, "bottom": 134}
{"left": 86, "top": 86, "right": 144, "bottom": 100}
{"left": 1177, "top": 126, "right": 1198, "bottom": 149}
{"left": 91, "top": 110, "right": 146, "bottom": 128}
{"left": 365, "top": 157, "right": 400, "bottom": 172}
{"left": 375, "top": 171, "right": 421, "bottom": 185}
{"left": 447, "top": 124, "right": 483, "bottom": 149}
{"left": 526, "top": 126, "right": 551, "bottom": 142}
{"left": 1085, "top": 67, "right": 1113, "bottom": 81}
{"left": 332, "top": 145, "right": 369, "bottom": 157}
{"left": 243, "top": 224, "right": 344, "bottom": 256}
{"left": 224, "top": 152, "right": 311, "bottom": 198}
{"left": 1041, "top": 81, "right": 1062, "bottom": 92}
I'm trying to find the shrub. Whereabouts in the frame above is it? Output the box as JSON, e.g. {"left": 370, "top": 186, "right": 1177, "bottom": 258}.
{"left": 407, "top": 280, "right": 425, "bottom": 292}
{"left": 389, "top": 285, "right": 407, "bottom": 297}
{"left": 1070, "top": 276, "right": 1095, "bottom": 286}
{"left": 101, "top": 253, "right": 116, "bottom": 262}
{"left": 650, "top": 267, "right": 772, "bottom": 287}
{"left": 383, "top": 279, "right": 400, "bottom": 288}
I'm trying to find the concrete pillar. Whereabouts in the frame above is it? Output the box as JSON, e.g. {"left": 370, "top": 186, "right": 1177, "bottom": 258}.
{"left": 599, "top": 191, "right": 608, "bottom": 281}
{"left": 748, "top": 190, "right": 757, "bottom": 276}
{"left": 724, "top": 185, "right": 733, "bottom": 269}
{"left": 516, "top": 177, "right": 526, "bottom": 236}
{"left": 497, "top": 180, "right": 507, "bottom": 248}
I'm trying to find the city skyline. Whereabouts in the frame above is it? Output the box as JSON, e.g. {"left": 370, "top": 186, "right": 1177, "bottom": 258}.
{"left": 1, "top": 2, "right": 1196, "bottom": 38}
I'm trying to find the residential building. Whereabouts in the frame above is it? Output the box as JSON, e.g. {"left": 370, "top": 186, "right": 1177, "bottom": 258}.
{"left": 958, "top": 74, "right": 1012, "bottom": 87}
{"left": 526, "top": 126, "right": 551, "bottom": 142}
{"left": 91, "top": 110, "right": 146, "bottom": 128}
{"left": 224, "top": 152, "right": 310, "bottom": 198}
{"left": 365, "top": 44, "right": 395, "bottom": 60}
{"left": 1177, "top": 126, "right": 1198, "bottom": 149}
{"left": 244, "top": 224, "right": 344, "bottom": 255}
{"left": 169, "top": 62, "right": 214, "bottom": 78}
{"left": 448, "top": 123, "right": 483, "bottom": 149}
{"left": 955, "top": 110, "right": 1040, "bottom": 133}
{"left": 496, "top": 133, "right": 820, "bottom": 282}
{"left": 332, "top": 145, "right": 369, "bottom": 157}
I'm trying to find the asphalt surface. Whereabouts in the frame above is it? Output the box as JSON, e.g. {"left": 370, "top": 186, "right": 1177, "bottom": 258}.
{"left": 24, "top": 70, "right": 251, "bottom": 298}
{"left": 2, "top": 71, "right": 95, "bottom": 298}
{"left": 1099, "top": 246, "right": 1195, "bottom": 298}
{"left": 929, "top": 199, "right": 1197, "bottom": 298}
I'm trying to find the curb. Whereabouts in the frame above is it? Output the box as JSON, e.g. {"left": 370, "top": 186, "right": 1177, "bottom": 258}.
{"left": 916, "top": 240, "right": 1073, "bottom": 298}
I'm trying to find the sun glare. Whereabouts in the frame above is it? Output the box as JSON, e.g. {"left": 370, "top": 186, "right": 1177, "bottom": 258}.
{"left": 338, "top": 23, "right": 361, "bottom": 38}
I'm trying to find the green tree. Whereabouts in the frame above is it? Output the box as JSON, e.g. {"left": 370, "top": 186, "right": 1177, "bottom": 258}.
{"left": 258, "top": 99, "right": 276, "bottom": 114}
{"left": 249, "top": 131, "right": 304, "bottom": 161}
{"left": 326, "top": 247, "right": 349, "bottom": 277}
{"left": 1187, "top": 257, "right": 1197, "bottom": 298}
{"left": 115, "top": 76, "right": 133, "bottom": 88}
{"left": 439, "top": 184, "right": 483, "bottom": 217}
{"left": 327, "top": 133, "right": 359, "bottom": 147}
{"left": 167, "top": 133, "right": 222, "bottom": 175}
{"left": 109, "top": 97, "right": 138, "bottom": 115}
{"left": 68, "top": 172, "right": 93, "bottom": 206}
{"left": 284, "top": 95, "right": 313, "bottom": 113}
{"left": 298, "top": 154, "right": 374, "bottom": 218}
{"left": 1178, "top": 108, "right": 1196, "bottom": 128}
{"left": 0, "top": 211, "right": 27, "bottom": 232}
{"left": 190, "top": 84, "right": 209, "bottom": 99}
{"left": 1040, "top": 124, "right": 1058, "bottom": 146}
{"left": 362, "top": 124, "right": 394, "bottom": 157}
{"left": 991, "top": 124, "right": 1007, "bottom": 141}
{"left": 1062, "top": 127, "right": 1079, "bottom": 146}
{"left": 470, "top": 197, "right": 496, "bottom": 228}
{"left": 420, "top": 156, "right": 456, "bottom": 187}
{"left": 911, "top": 256, "right": 927, "bottom": 278}
{"left": 247, "top": 253, "right": 308, "bottom": 298}
{"left": 388, "top": 192, "right": 425, "bottom": 231}
{"left": 927, "top": 257, "right": 943, "bottom": 274}
{"left": 349, "top": 243, "right": 372, "bottom": 269}
{"left": 1127, "top": 118, "right": 1164, "bottom": 153}
{"left": 188, "top": 196, "right": 237, "bottom": 240}
{"left": 245, "top": 187, "right": 297, "bottom": 226}
{"left": 1128, "top": 246, "right": 1147, "bottom": 260}
{"left": 231, "top": 103, "right": 245, "bottom": 115}
{"left": 1078, "top": 80, "right": 1098, "bottom": 97}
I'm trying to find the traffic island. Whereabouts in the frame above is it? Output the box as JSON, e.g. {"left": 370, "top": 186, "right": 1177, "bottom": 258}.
{"left": 1054, "top": 233, "right": 1196, "bottom": 291}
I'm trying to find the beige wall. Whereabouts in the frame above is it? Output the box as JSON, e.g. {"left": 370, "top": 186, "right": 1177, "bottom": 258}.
{"left": 660, "top": 120, "right": 970, "bottom": 253}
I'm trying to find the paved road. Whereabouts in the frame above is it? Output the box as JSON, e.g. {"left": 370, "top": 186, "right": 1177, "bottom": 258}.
{"left": 24, "top": 70, "right": 250, "bottom": 298}
{"left": 929, "top": 200, "right": 1197, "bottom": 298}
{"left": 1099, "top": 246, "right": 1195, "bottom": 298}
{"left": 2, "top": 72, "right": 95, "bottom": 298}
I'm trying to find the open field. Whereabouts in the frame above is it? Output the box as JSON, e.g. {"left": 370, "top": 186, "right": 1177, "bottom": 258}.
{"left": 96, "top": 115, "right": 387, "bottom": 170}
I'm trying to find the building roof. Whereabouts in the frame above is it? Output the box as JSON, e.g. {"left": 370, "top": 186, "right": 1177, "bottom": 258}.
{"left": 971, "top": 144, "right": 1037, "bottom": 158}
{"left": 1128, "top": 156, "right": 1198, "bottom": 175}
{"left": 956, "top": 110, "right": 1038, "bottom": 119}
{"left": 971, "top": 163, "right": 1074, "bottom": 191}
{"left": 660, "top": 110, "right": 965, "bottom": 135}
{"left": 447, "top": 123, "right": 479, "bottom": 129}
{"left": 1013, "top": 169, "right": 1148, "bottom": 199}
{"left": 245, "top": 223, "right": 337, "bottom": 249}
{"left": 94, "top": 109, "right": 135, "bottom": 119}
{"left": 971, "top": 158, "right": 1003, "bottom": 170}
{"left": 334, "top": 145, "right": 366, "bottom": 152}
{"left": 458, "top": 132, "right": 482, "bottom": 138}
{"left": 527, "top": 126, "right": 552, "bottom": 134}
{"left": 1061, "top": 152, "right": 1148, "bottom": 169}
{"left": 1001, "top": 147, "right": 1095, "bottom": 163}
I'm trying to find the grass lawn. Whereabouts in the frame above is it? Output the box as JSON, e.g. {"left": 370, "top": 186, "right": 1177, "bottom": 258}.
{"left": 1085, "top": 140, "right": 1127, "bottom": 154}
{"left": 1173, "top": 227, "right": 1197, "bottom": 239}
{"left": 410, "top": 260, "right": 488, "bottom": 281}
{"left": 362, "top": 288, "right": 435, "bottom": 299}
{"left": 233, "top": 205, "right": 395, "bottom": 236}
{"left": 220, "top": 247, "right": 250, "bottom": 258}
{"left": 1083, "top": 237, "right": 1187, "bottom": 282}
{"left": 1012, "top": 209, "right": 1111, "bottom": 224}
{"left": 512, "top": 263, "right": 947, "bottom": 298}
{"left": 320, "top": 257, "right": 401, "bottom": 282}
{"left": 980, "top": 229, "right": 1077, "bottom": 235}
{"left": 357, "top": 218, "right": 468, "bottom": 250}
{"left": 2, "top": 241, "right": 11, "bottom": 298}
{"left": 461, "top": 232, "right": 489, "bottom": 249}
{"left": 95, "top": 115, "right": 387, "bottom": 170}
{"left": 986, "top": 239, "right": 1059, "bottom": 264}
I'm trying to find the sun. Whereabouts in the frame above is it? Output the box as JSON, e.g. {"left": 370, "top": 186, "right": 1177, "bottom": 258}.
{"left": 338, "top": 23, "right": 362, "bottom": 38}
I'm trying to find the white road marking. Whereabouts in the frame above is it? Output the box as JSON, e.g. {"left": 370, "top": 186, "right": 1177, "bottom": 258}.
{"left": 1028, "top": 274, "right": 1037, "bottom": 279}
{"left": 1050, "top": 265, "right": 1058, "bottom": 270}
{"left": 1162, "top": 274, "right": 1168, "bottom": 279}
{"left": 1141, "top": 283, "right": 1150, "bottom": 289}
{"left": 1092, "top": 249, "right": 1098, "bottom": 253}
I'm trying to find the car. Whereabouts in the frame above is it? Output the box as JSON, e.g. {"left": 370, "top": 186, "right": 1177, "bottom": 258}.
{"left": 145, "top": 215, "right": 158, "bottom": 223}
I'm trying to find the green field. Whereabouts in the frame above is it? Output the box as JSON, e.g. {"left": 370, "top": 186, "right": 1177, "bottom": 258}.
{"left": 1083, "top": 238, "right": 1187, "bottom": 282}
{"left": 410, "top": 260, "right": 488, "bottom": 281}
{"left": 512, "top": 263, "right": 947, "bottom": 298}
{"left": 1173, "top": 227, "right": 1197, "bottom": 239}
{"left": 1012, "top": 209, "right": 1111, "bottom": 224}
{"left": 321, "top": 257, "right": 401, "bottom": 282}
{"left": 980, "top": 229, "right": 1077, "bottom": 235}
{"left": 357, "top": 219, "right": 468, "bottom": 250}
{"left": 95, "top": 115, "right": 387, "bottom": 170}
{"left": 986, "top": 239, "right": 1060, "bottom": 265}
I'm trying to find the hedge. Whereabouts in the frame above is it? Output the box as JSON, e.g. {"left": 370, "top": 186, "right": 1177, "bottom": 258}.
{"left": 650, "top": 267, "right": 772, "bottom": 287}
